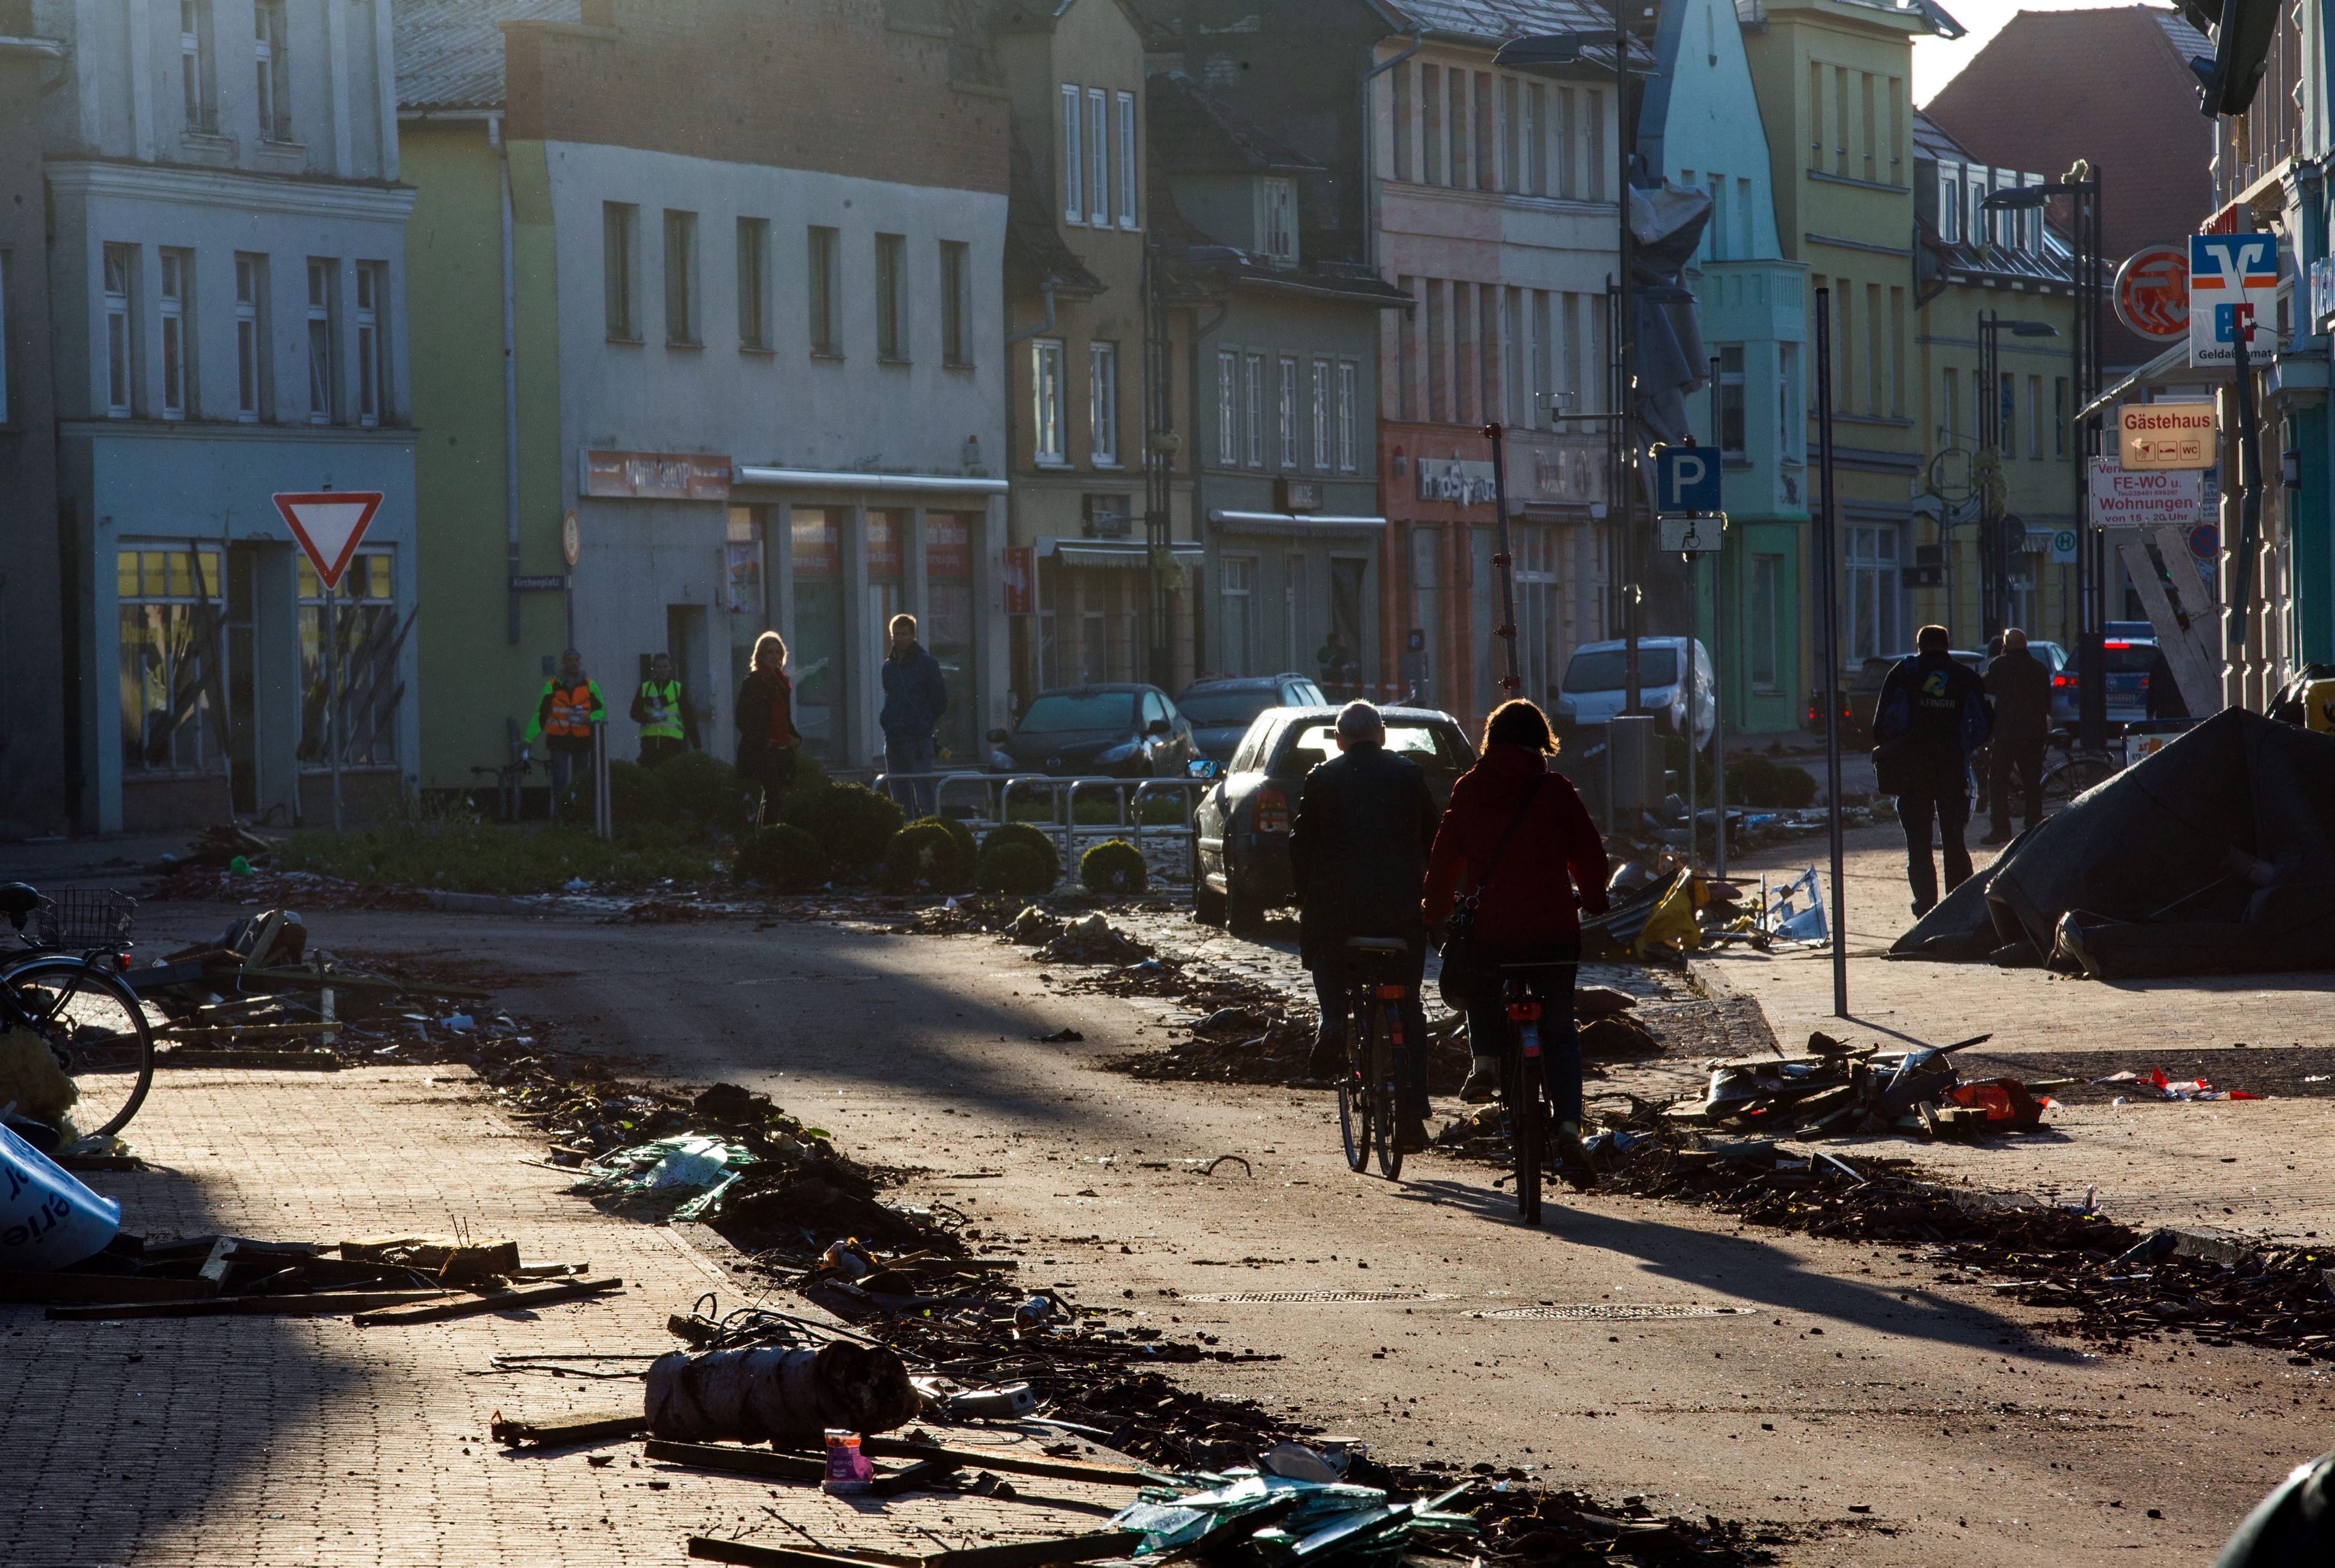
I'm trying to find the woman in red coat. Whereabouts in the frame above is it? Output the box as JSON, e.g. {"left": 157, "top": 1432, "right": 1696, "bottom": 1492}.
{"left": 1422, "top": 699, "right": 1612, "bottom": 1183}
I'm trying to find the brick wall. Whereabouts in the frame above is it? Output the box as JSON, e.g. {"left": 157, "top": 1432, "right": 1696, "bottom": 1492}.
{"left": 504, "top": 0, "right": 1008, "bottom": 196}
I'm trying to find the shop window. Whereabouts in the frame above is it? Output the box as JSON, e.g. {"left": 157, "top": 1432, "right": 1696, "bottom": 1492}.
{"left": 117, "top": 547, "right": 226, "bottom": 773}
{"left": 726, "top": 508, "right": 767, "bottom": 707}
{"left": 926, "top": 516, "right": 975, "bottom": 759}
{"left": 791, "top": 509, "right": 842, "bottom": 759}
{"left": 298, "top": 553, "right": 401, "bottom": 767}
{"left": 1221, "top": 557, "right": 1254, "bottom": 677}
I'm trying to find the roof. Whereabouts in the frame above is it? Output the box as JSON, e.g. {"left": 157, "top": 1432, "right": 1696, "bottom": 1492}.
{"left": 1147, "top": 71, "right": 1321, "bottom": 174}
{"left": 1911, "top": 110, "right": 2078, "bottom": 290}
{"left": 1366, "top": 0, "right": 1655, "bottom": 67}
{"left": 1006, "top": 133, "right": 1106, "bottom": 296}
{"left": 393, "top": 0, "right": 579, "bottom": 112}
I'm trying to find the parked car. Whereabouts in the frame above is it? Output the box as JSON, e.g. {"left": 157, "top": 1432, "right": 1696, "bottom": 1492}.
{"left": 1555, "top": 637, "right": 1716, "bottom": 751}
{"left": 2100, "top": 636, "right": 2159, "bottom": 722}
{"left": 1825, "top": 648, "right": 1986, "bottom": 748}
{"left": 1191, "top": 704, "right": 1476, "bottom": 934}
{"left": 990, "top": 685, "right": 1199, "bottom": 777}
{"left": 1174, "top": 674, "right": 1326, "bottom": 765}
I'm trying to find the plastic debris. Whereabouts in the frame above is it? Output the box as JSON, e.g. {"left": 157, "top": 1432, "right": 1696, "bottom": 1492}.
{"left": 1114, "top": 1471, "right": 1479, "bottom": 1565}
{"left": 571, "top": 1134, "right": 755, "bottom": 1220}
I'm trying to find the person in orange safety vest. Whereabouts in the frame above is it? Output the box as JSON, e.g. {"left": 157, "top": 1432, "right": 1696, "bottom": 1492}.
{"left": 523, "top": 648, "right": 605, "bottom": 820}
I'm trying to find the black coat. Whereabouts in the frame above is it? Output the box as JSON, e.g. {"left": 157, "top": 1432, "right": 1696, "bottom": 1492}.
{"left": 1874, "top": 653, "right": 1991, "bottom": 792}
{"left": 1983, "top": 647, "right": 2053, "bottom": 744}
{"left": 1288, "top": 742, "right": 1439, "bottom": 968}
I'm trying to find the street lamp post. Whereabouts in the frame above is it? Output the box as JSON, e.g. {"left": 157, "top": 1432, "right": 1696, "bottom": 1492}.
{"left": 1973, "top": 311, "right": 2060, "bottom": 642}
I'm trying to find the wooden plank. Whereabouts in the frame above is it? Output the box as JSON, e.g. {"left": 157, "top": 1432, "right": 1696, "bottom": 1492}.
{"left": 46, "top": 1288, "right": 456, "bottom": 1321}
{"left": 689, "top": 1540, "right": 917, "bottom": 1568}
{"left": 853, "top": 1437, "right": 1150, "bottom": 1488}
{"left": 340, "top": 1235, "right": 521, "bottom": 1282}
{"left": 646, "top": 1441, "right": 832, "bottom": 1484}
{"left": 868, "top": 1457, "right": 962, "bottom": 1498}
{"left": 351, "top": 1275, "right": 623, "bottom": 1326}
{"left": 921, "top": 1530, "right": 1141, "bottom": 1568}
{"left": 490, "top": 1409, "right": 647, "bottom": 1448}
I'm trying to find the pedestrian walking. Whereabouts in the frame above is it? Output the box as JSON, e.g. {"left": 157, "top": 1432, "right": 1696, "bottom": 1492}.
{"left": 735, "top": 631, "right": 802, "bottom": 827}
{"left": 1873, "top": 624, "right": 1991, "bottom": 916}
{"left": 523, "top": 648, "right": 604, "bottom": 822}
{"left": 630, "top": 652, "right": 700, "bottom": 769}
{"left": 1980, "top": 628, "right": 2052, "bottom": 844}
{"left": 1289, "top": 701, "right": 1439, "bottom": 1150}
{"left": 879, "top": 613, "right": 947, "bottom": 818}
{"left": 1422, "top": 699, "right": 1610, "bottom": 1186}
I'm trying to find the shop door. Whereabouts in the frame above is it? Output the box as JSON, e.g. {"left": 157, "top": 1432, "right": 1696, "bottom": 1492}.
{"left": 666, "top": 605, "right": 710, "bottom": 747}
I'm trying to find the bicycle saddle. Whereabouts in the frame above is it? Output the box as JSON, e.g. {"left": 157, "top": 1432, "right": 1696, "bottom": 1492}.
{"left": 0, "top": 882, "right": 39, "bottom": 927}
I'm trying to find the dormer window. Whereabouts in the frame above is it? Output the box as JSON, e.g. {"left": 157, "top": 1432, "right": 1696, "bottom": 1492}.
{"left": 1262, "top": 177, "right": 1295, "bottom": 265}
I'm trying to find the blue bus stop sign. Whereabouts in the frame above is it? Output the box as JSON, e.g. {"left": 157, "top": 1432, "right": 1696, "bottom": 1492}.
{"left": 1654, "top": 446, "right": 1722, "bottom": 515}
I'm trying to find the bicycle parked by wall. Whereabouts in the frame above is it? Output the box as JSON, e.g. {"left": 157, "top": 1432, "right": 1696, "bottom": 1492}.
{"left": 0, "top": 883, "right": 154, "bottom": 1141}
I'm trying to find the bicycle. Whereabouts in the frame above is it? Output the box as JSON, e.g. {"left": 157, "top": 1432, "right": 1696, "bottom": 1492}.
{"left": 2039, "top": 725, "right": 2120, "bottom": 811}
{"left": 1333, "top": 935, "right": 1414, "bottom": 1181}
{"left": 1490, "top": 958, "right": 1579, "bottom": 1227}
{"left": 0, "top": 883, "right": 156, "bottom": 1141}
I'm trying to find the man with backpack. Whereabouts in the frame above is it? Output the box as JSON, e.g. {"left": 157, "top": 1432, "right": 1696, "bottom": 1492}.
{"left": 1873, "top": 625, "right": 1992, "bottom": 916}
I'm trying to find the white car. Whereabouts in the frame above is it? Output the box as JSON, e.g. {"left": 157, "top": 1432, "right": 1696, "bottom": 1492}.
{"left": 1555, "top": 636, "right": 1717, "bottom": 752}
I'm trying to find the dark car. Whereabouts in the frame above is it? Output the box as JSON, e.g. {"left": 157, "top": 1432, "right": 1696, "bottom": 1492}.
{"left": 1174, "top": 674, "right": 1327, "bottom": 765}
{"left": 1190, "top": 704, "right": 1476, "bottom": 934}
{"left": 992, "top": 684, "right": 1199, "bottom": 777}
{"left": 1819, "top": 648, "right": 1986, "bottom": 748}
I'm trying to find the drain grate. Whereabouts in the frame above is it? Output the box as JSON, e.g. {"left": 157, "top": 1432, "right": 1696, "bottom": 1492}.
{"left": 1185, "top": 1289, "right": 1454, "bottom": 1305}
{"left": 1471, "top": 1303, "right": 1742, "bottom": 1321}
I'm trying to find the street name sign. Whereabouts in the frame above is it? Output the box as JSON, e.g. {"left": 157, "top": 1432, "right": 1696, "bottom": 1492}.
{"left": 271, "top": 491, "right": 383, "bottom": 590}
{"left": 2189, "top": 233, "right": 2278, "bottom": 369}
{"left": 1653, "top": 446, "right": 1722, "bottom": 515}
{"left": 2117, "top": 402, "right": 2217, "bottom": 470}
{"left": 2088, "top": 459, "right": 2203, "bottom": 530}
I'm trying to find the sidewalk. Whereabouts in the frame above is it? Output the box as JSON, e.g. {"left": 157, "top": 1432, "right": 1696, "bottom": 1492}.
{"left": 7, "top": 1064, "right": 1125, "bottom": 1567}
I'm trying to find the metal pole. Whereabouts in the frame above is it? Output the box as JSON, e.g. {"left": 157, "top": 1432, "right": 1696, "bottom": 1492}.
{"left": 1708, "top": 353, "right": 1726, "bottom": 882}
{"left": 1616, "top": 16, "right": 1639, "bottom": 717}
{"left": 1814, "top": 287, "right": 1848, "bottom": 1019}
{"left": 327, "top": 577, "right": 343, "bottom": 833}
{"left": 594, "top": 719, "right": 612, "bottom": 840}
{"left": 1485, "top": 422, "right": 1522, "bottom": 695}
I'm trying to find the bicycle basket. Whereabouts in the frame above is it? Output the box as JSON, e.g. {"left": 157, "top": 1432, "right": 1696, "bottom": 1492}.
{"left": 33, "top": 888, "right": 137, "bottom": 950}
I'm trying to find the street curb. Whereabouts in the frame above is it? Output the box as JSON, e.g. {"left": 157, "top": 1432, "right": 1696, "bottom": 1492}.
{"left": 426, "top": 890, "right": 552, "bottom": 917}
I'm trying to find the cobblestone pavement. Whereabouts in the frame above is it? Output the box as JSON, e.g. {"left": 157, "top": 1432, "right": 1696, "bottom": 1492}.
{"left": 5, "top": 1064, "right": 1129, "bottom": 1567}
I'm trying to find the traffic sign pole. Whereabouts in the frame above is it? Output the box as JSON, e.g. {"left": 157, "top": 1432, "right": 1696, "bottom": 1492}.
{"left": 327, "top": 577, "right": 341, "bottom": 833}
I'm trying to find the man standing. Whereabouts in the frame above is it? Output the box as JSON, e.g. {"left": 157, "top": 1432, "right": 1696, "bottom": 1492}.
{"left": 879, "top": 613, "right": 947, "bottom": 818}
{"left": 1289, "top": 702, "right": 1440, "bottom": 1150}
{"left": 1873, "top": 625, "right": 1991, "bottom": 916}
{"left": 1981, "top": 629, "right": 2052, "bottom": 844}
{"left": 630, "top": 652, "right": 699, "bottom": 769}
{"left": 523, "top": 649, "right": 604, "bottom": 822}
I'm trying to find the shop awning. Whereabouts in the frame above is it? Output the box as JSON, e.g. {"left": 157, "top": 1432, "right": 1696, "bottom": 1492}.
{"left": 1044, "top": 539, "right": 1206, "bottom": 571}
{"left": 732, "top": 464, "right": 1009, "bottom": 496}
{"left": 2078, "top": 339, "right": 2228, "bottom": 423}
{"left": 1207, "top": 509, "right": 1388, "bottom": 537}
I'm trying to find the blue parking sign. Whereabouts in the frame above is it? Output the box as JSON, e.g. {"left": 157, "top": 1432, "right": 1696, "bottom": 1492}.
{"left": 1654, "top": 445, "right": 1722, "bottom": 515}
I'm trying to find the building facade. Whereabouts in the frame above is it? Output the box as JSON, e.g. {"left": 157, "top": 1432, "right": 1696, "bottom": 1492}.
{"left": 38, "top": 0, "right": 418, "bottom": 832}
{"left": 398, "top": 0, "right": 1011, "bottom": 788}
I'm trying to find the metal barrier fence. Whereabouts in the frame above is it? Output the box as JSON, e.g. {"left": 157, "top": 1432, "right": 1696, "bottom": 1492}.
{"left": 867, "top": 772, "right": 1212, "bottom": 887}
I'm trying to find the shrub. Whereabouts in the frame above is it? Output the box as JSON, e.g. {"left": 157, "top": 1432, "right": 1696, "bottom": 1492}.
{"left": 1079, "top": 839, "right": 1149, "bottom": 895}
{"left": 1772, "top": 763, "right": 1819, "bottom": 808}
{"left": 1725, "top": 752, "right": 1820, "bottom": 808}
{"left": 917, "top": 813, "right": 978, "bottom": 865}
{"left": 658, "top": 751, "right": 753, "bottom": 830}
{"left": 976, "top": 840, "right": 1056, "bottom": 896}
{"left": 735, "top": 824, "right": 826, "bottom": 891}
{"left": 783, "top": 783, "right": 904, "bottom": 871}
{"left": 885, "top": 821, "right": 973, "bottom": 892}
{"left": 606, "top": 760, "right": 670, "bottom": 826}
{"left": 979, "top": 821, "right": 1061, "bottom": 887}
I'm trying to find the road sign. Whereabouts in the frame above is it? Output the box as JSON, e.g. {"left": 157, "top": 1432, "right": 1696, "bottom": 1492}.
{"left": 2051, "top": 528, "right": 2078, "bottom": 564}
{"left": 2188, "top": 522, "right": 2220, "bottom": 561}
{"left": 271, "top": 491, "right": 383, "bottom": 590}
{"left": 1653, "top": 446, "right": 1721, "bottom": 515}
{"left": 1657, "top": 515, "right": 1722, "bottom": 553}
{"left": 2114, "top": 247, "right": 2190, "bottom": 339}
{"left": 2089, "top": 458, "right": 2203, "bottom": 530}
{"left": 2118, "top": 402, "right": 2216, "bottom": 469}
{"left": 2190, "top": 233, "right": 2278, "bottom": 369}
{"left": 509, "top": 574, "right": 568, "bottom": 592}
{"left": 561, "top": 508, "right": 581, "bottom": 567}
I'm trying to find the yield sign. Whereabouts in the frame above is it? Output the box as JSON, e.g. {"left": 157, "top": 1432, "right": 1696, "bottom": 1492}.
{"left": 271, "top": 490, "right": 383, "bottom": 590}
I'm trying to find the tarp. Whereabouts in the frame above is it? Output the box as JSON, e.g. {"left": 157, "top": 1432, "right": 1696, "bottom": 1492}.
{"left": 1889, "top": 709, "right": 2335, "bottom": 977}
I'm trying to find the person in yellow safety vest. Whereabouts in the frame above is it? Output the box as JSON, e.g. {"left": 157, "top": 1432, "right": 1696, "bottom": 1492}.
{"left": 523, "top": 648, "right": 605, "bottom": 821}
{"left": 629, "top": 652, "right": 700, "bottom": 768}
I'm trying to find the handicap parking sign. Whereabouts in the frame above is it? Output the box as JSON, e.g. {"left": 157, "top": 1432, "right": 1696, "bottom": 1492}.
{"left": 1654, "top": 445, "right": 1722, "bottom": 515}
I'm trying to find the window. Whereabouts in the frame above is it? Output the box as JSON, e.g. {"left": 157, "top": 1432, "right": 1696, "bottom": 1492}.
{"left": 1336, "top": 361, "right": 1357, "bottom": 471}
{"left": 875, "top": 234, "right": 906, "bottom": 361}
{"left": 2028, "top": 374, "right": 2043, "bottom": 459}
{"left": 1502, "top": 78, "right": 1519, "bottom": 192}
{"left": 1717, "top": 345, "right": 1745, "bottom": 457}
{"left": 1061, "top": 84, "right": 1084, "bottom": 223}
{"left": 117, "top": 547, "right": 226, "bottom": 773}
{"left": 1217, "top": 350, "right": 1238, "bottom": 465}
{"left": 181, "top": 0, "right": 213, "bottom": 131}
{"left": 1089, "top": 341, "right": 1118, "bottom": 465}
{"left": 1087, "top": 88, "right": 1110, "bottom": 226}
{"left": 1116, "top": 91, "right": 1138, "bottom": 228}
{"left": 254, "top": 1, "right": 287, "bottom": 138}
{"left": 234, "top": 252, "right": 267, "bottom": 421}
{"left": 940, "top": 241, "right": 970, "bottom": 366}
{"left": 1844, "top": 524, "right": 1902, "bottom": 664}
{"left": 159, "top": 250, "right": 190, "bottom": 420}
{"left": 1243, "top": 353, "right": 1264, "bottom": 466}
{"left": 1750, "top": 553, "right": 1784, "bottom": 693}
{"left": 298, "top": 552, "right": 400, "bottom": 767}
{"left": 1311, "top": 359, "right": 1331, "bottom": 471}
{"left": 807, "top": 226, "right": 840, "bottom": 355}
{"left": 1392, "top": 63, "right": 1411, "bottom": 183}
{"left": 355, "top": 262, "right": 387, "bottom": 426}
{"left": 662, "top": 209, "right": 698, "bottom": 345}
{"left": 1277, "top": 355, "right": 1298, "bottom": 469}
{"left": 603, "top": 202, "right": 638, "bottom": 340}
{"left": 103, "top": 243, "right": 133, "bottom": 417}
{"left": 1422, "top": 65, "right": 1442, "bottom": 185}
{"left": 305, "top": 258, "right": 336, "bottom": 423}
{"left": 737, "top": 218, "right": 770, "bottom": 350}
{"left": 1220, "top": 557, "right": 1254, "bottom": 677}
{"left": 1526, "top": 82, "right": 1547, "bottom": 194}
{"left": 1262, "top": 177, "right": 1294, "bottom": 263}
{"left": 2055, "top": 377, "right": 2068, "bottom": 458}
{"left": 1032, "top": 339, "right": 1066, "bottom": 465}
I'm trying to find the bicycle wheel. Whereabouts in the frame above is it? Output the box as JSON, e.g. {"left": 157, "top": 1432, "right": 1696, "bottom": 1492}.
{"left": 1510, "top": 1028, "right": 1542, "bottom": 1225}
{"left": 1336, "top": 989, "right": 1370, "bottom": 1173}
{"left": 2042, "top": 754, "right": 2116, "bottom": 810}
{"left": 1370, "top": 1002, "right": 1403, "bottom": 1180}
{"left": 6, "top": 956, "right": 156, "bottom": 1141}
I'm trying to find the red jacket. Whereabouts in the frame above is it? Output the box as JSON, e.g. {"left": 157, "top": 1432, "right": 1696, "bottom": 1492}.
{"left": 1422, "top": 744, "right": 1612, "bottom": 943}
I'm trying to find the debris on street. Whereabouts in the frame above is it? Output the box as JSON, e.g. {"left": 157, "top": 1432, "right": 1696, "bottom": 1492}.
{"left": 2091, "top": 1067, "right": 2264, "bottom": 1102}
{"left": 1654, "top": 1030, "right": 2049, "bottom": 1138}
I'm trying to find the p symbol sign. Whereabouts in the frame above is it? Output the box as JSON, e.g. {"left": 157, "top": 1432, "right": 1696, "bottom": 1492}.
{"left": 1654, "top": 446, "right": 1722, "bottom": 515}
